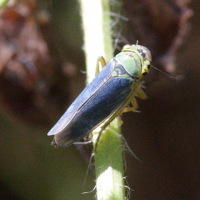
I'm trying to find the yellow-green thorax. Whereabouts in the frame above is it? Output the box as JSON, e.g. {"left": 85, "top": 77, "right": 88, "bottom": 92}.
{"left": 112, "top": 44, "right": 152, "bottom": 79}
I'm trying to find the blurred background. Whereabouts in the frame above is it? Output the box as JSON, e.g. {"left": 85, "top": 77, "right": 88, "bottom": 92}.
{"left": 0, "top": 0, "right": 199, "bottom": 199}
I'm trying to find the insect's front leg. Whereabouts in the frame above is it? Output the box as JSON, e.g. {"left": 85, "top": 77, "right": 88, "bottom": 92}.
{"left": 95, "top": 56, "right": 106, "bottom": 76}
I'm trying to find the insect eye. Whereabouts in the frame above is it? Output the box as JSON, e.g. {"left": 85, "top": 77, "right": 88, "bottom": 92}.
{"left": 142, "top": 65, "right": 150, "bottom": 75}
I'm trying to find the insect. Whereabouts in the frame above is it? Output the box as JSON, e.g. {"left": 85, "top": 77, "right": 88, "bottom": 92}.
{"left": 47, "top": 44, "right": 152, "bottom": 147}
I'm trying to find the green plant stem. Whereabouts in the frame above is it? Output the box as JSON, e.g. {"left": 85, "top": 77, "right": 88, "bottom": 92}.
{"left": 0, "top": 0, "right": 9, "bottom": 9}
{"left": 93, "top": 118, "right": 125, "bottom": 200}
{"left": 79, "top": 0, "right": 125, "bottom": 199}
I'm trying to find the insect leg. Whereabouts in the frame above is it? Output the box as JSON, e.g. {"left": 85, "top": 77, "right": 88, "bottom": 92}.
{"left": 95, "top": 56, "right": 106, "bottom": 76}
{"left": 94, "top": 117, "right": 120, "bottom": 152}
{"left": 94, "top": 82, "right": 141, "bottom": 151}
{"left": 135, "top": 86, "right": 147, "bottom": 99}
{"left": 122, "top": 98, "right": 138, "bottom": 113}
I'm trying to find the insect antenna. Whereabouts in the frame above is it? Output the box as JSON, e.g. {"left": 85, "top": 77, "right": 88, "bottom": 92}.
{"left": 151, "top": 65, "right": 177, "bottom": 79}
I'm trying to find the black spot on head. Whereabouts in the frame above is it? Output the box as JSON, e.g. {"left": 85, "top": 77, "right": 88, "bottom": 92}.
{"left": 138, "top": 49, "right": 146, "bottom": 59}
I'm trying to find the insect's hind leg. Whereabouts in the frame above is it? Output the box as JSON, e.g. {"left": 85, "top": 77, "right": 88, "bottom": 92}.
{"left": 93, "top": 116, "right": 120, "bottom": 152}
{"left": 95, "top": 56, "right": 106, "bottom": 76}
{"left": 93, "top": 118, "right": 115, "bottom": 153}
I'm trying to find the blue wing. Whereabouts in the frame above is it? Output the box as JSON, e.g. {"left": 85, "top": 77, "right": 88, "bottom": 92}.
{"left": 54, "top": 75, "right": 134, "bottom": 146}
{"left": 47, "top": 60, "right": 114, "bottom": 136}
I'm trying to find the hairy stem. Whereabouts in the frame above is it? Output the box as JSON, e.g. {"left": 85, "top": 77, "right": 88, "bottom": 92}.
{"left": 79, "top": 0, "right": 125, "bottom": 199}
